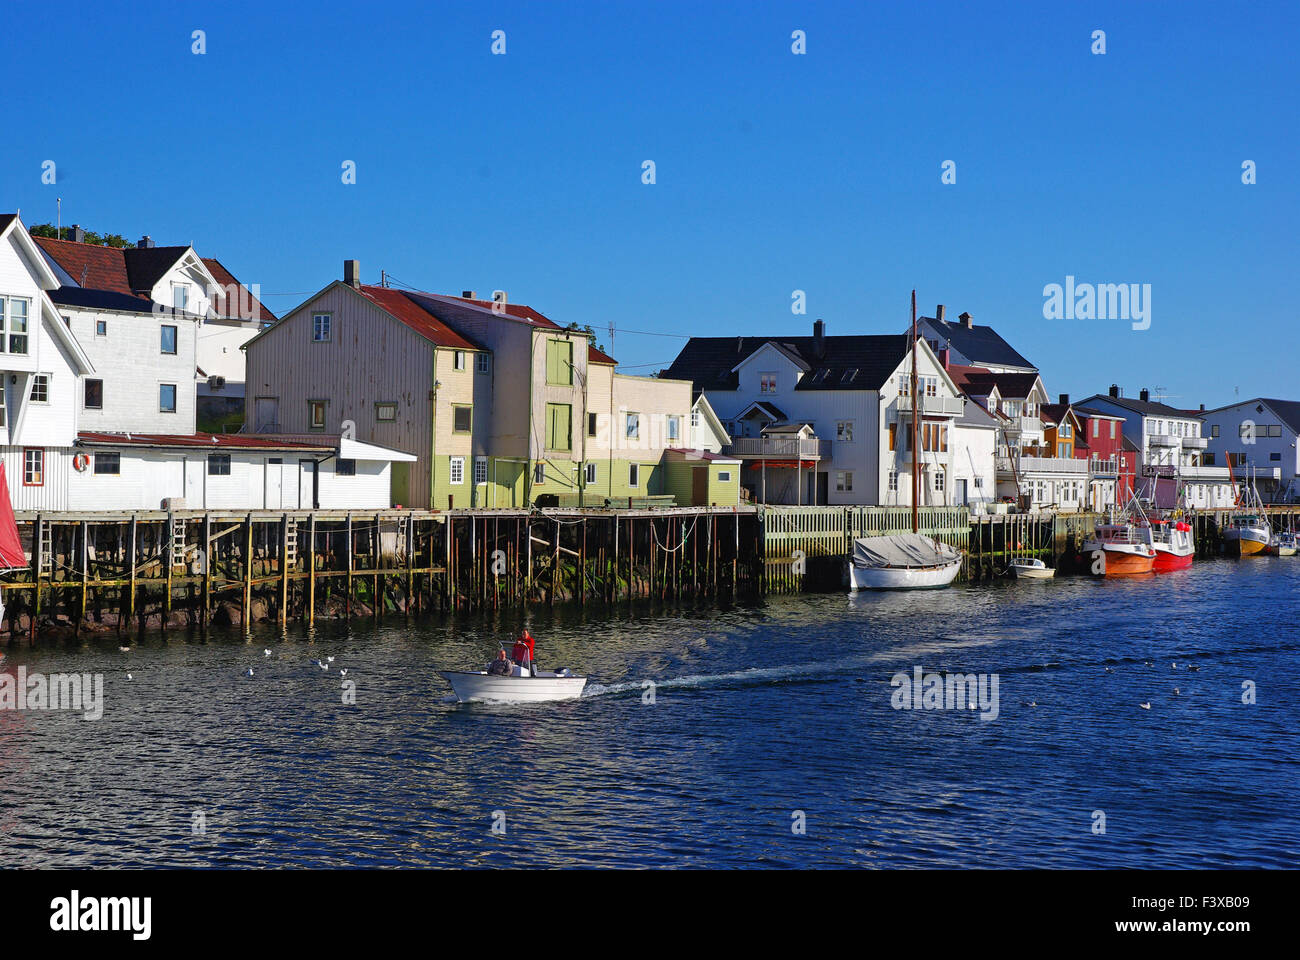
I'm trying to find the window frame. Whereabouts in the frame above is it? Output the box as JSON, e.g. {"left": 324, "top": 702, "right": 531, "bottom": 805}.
{"left": 629, "top": 462, "right": 640, "bottom": 488}
{"left": 311, "top": 312, "right": 332, "bottom": 343}
{"left": 474, "top": 457, "right": 488, "bottom": 485}
{"left": 2, "top": 296, "right": 30, "bottom": 355}
{"left": 159, "top": 383, "right": 178, "bottom": 414}
{"left": 452, "top": 404, "right": 473, "bottom": 434}
{"left": 336, "top": 458, "right": 356, "bottom": 477}
{"left": 160, "top": 324, "right": 178, "bottom": 355}
{"left": 308, "top": 399, "right": 327, "bottom": 430}
{"left": 376, "top": 402, "right": 398, "bottom": 422}
{"left": 84, "top": 378, "right": 104, "bottom": 410}
{"left": 584, "top": 462, "right": 597, "bottom": 485}
{"left": 22, "top": 447, "right": 44, "bottom": 486}
{"left": 476, "top": 353, "right": 490, "bottom": 374}
{"left": 207, "top": 453, "right": 232, "bottom": 476}
{"left": 93, "top": 452, "right": 121, "bottom": 476}
{"left": 29, "top": 373, "right": 50, "bottom": 404}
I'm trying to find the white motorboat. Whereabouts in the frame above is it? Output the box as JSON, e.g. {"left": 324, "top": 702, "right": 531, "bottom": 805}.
{"left": 846, "top": 533, "right": 963, "bottom": 590}
{"left": 1008, "top": 557, "right": 1055, "bottom": 579}
{"left": 440, "top": 662, "right": 587, "bottom": 703}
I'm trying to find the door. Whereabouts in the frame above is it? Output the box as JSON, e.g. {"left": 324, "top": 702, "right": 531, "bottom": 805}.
{"left": 692, "top": 467, "right": 708, "bottom": 506}
{"left": 266, "top": 457, "right": 283, "bottom": 509}
{"left": 254, "top": 397, "right": 279, "bottom": 432}
{"left": 816, "top": 471, "right": 829, "bottom": 504}
{"left": 298, "top": 459, "right": 315, "bottom": 509}
{"left": 956, "top": 478, "right": 968, "bottom": 506}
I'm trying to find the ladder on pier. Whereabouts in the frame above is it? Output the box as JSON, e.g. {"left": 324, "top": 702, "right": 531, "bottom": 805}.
{"left": 284, "top": 517, "right": 299, "bottom": 567}
{"left": 169, "top": 515, "right": 187, "bottom": 566}
{"left": 37, "top": 518, "right": 54, "bottom": 577}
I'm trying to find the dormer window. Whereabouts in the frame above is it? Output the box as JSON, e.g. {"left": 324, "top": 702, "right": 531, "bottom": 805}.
{"left": 0, "top": 296, "right": 30, "bottom": 355}
{"left": 760, "top": 372, "right": 777, "bottom": 393}
{"left": 173, "top": 284, "right": 189, "bottom": 313}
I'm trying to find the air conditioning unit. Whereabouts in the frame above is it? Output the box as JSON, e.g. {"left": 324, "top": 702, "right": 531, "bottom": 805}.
{"left": 207, "top": 375, "right": 227, "bottom": 389}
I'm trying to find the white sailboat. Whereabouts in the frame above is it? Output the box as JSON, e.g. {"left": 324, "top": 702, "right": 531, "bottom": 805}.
{"left": 846, "top": 291, "right": 963, "bottom": 591}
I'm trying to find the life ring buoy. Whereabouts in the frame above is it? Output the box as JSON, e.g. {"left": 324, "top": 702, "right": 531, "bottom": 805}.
{"left": 73, "top": 453, "right": 90, "bottom": 472}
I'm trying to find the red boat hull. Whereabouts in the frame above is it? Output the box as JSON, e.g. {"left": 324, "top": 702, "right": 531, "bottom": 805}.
{"left": 1152, "top": 550, "right": 1194, "bottom": 572}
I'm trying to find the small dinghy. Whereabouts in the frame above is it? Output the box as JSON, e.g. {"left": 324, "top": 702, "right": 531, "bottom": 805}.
{"left": 440, "top": 662, "right": 587, "bottom": 703}
{"left": 1008, "top": 557, "right": 1055, "bottom": 579}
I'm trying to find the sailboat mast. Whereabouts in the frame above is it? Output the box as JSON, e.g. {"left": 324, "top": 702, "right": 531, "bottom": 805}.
{"left": 911, "top": 289, "right": 920, "bottom": 535}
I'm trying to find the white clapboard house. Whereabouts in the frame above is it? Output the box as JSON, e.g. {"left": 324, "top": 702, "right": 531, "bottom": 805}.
{"left": 2, "top": 214, "right": 413, "bottom": 512}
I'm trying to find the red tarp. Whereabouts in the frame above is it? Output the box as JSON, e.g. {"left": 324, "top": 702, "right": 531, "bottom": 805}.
{"left": 0, "top": 463, "right": 24, "bottom": 569}
{"left": 747, "top": 460, "right": 817, "bottom": 470}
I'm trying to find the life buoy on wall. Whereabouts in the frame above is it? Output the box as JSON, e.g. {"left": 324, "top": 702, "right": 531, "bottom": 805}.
{"left": 72, "top": 453, "right": 90, "bottom": 472}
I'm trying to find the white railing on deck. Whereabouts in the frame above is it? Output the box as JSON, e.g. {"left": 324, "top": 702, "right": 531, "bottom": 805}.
{"left": 726, "top": 437, "right": 827, "bottom": 459}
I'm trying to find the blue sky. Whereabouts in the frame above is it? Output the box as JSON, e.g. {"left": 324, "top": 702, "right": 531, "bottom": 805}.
{"left": 3, "top": 0, "right": 1296, "bottom": 407}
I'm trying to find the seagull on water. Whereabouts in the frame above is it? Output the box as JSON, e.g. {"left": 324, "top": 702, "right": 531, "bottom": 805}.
{"left": 327, "top": 656, "right": 335, "bottom": 663}
{"left": 340, "top": 669, "right": 348, "bottom": 678}
{"left": 1187, "top": 665, "right": 1201, "bottom": 672}
{"left": 1140, "top": 702, "right": 1152, "bottom": 710}
{"left": 264, "top": 649, "right": 272, "bottom": 657}
{"left": 119, "top": 646, "right": 131, "bottom": 652}
{"left": 126, "top": 673, "right": 133, "bottom": 681}
{"left": 245, "top": 668, "right": 254, "bottom": 677}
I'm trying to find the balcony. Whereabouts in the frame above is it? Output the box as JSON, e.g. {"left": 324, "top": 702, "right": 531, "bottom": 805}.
{"left": 1002, "top": 415, "right": 1044, "bottom": 435}
{"left": 1176, "top": 464, "right": 1231, "bottom": 481}
{"left": 725, "top": 437, "right": 827, "bottom": 461}
{"left": 896, "top": 395, "right": 965, "bottom": 417}
{"left": 996, "top": 455, "right": 1088, "bottom": 476}
{"left": 1182, "top": 436, "right": 1208, "bottom": 449}
{"left": 1148, "top": 433, "right": 1179, "bottom": 447}
{"left": 1087, "top": 458, "right": 1121, "bottom": 477}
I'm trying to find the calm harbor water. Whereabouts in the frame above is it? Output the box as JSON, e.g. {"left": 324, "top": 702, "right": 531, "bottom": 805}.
{"left": 1, "top": 558, "right": 1297, "bottom": 868}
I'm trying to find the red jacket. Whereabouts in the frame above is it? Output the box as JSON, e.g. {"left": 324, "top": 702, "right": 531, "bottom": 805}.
{"left": 512, "top": 637, "right": 535, "bottom": 663}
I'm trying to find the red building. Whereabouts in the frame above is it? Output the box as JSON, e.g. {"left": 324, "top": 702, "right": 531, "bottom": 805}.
{"left": 1072, "top": 402, "right": 1137, "bottom": 509}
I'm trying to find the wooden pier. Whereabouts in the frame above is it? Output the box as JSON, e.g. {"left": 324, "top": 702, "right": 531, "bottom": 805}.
{"left": 1, "top": 507, "right": 759, "bottom": 643}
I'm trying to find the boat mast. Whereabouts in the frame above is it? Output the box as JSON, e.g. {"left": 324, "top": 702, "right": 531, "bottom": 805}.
{"left": 911, "top": 289, "right": 920, "bottom": 535}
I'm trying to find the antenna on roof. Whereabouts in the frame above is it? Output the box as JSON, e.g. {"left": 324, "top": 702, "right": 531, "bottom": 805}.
{"left": 1152, "top": 385, "right": 1182, "bottom": 403}
{"left": 56, "top": 198, "right": 61, "bottom": 239}
{"left": 609, "top": 322, "right": 615, "bottom": 357}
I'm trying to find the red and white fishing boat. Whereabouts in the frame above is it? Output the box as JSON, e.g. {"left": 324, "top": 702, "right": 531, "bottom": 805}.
{"left": 1138, "top": 518, "right": 1195, "bottom": 571}
{"left": 1082, "top": 522, "right": 1156, "bottom": 577}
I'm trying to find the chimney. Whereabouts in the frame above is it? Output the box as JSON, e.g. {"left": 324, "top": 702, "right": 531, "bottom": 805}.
{"left": 69, "top": 224, "right": 85, "bottom": 243}
{"left": 138, "top": 235, "right": 154, "bottom": 248}
{"left": 813, "top": 318, "right": 825, "bottom": 357}
{"left": 1109, "top": 384, "right": 1120, "bottom": 398}
{"left": 461, "top": 290, "right": 477, "bottom": 300}
{"left": 344, "top": 259, "right": 361, "bottom": 289}
{"left": 1059, "top": 393, "right": 1069, "bottom": 406}
{"left": 938, "top": 346, "right": 950, "bottom": 370}
{"left": 936, "top": 304, "right": 946, "bottom": 323}
{"left": 1199, "top": 403, "right": 1206, "bottom": 411}
{"left": 958, "top": 311, "right": 973, "bottom": 329}
{"left": 492, "top": 289, "right": 508, "bottom": 306}
{"left": 1140, "top": 388, "right": 1150, "bottom": 403}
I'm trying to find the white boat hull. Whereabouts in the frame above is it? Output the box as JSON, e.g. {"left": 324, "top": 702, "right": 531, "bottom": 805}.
{"left": 440, "top": 670, "right": 588, "bottom": 703}
{"left": 1010, "top": 562, "right": 1055, "bottom": 579}
{"left": 846, "top": 557, "right": 962, "bottom": 591}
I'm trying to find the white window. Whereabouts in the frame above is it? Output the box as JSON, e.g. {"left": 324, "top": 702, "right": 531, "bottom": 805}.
{"left": 836, "top": 420, "right": 854, "bottom": 442}
{"left": 29, "top": 374, "right": 50, "bottom": 403}
{"left": 93, "top": 452, "right": 121, "bottom": 475}
{"left": 690, "top": 410, "right": 700, "bottom": 430}
{"left": 172, "top": 284, "right": 189, "bottom": 313}
{"left": 453, "top": 350, "right": 466, "bottom": 371}
{"left": 23, "top": 448, "right": 43, "bottom": 485}
{"left": 760, "top": 372, "right": 777, "bottom": 393}
{"left": 923, "top": 375, "right": 937, "bottom": 398}
{"left": 629, "top": 462, "right": 640, "bottom": 487}
{"left": 1109, "top": 420, "right": 1116, "bottom": 439}
{"left": 0, "top": 296, "right": 31, "bottom": 355}
{"left": 717, "top": 471, "right": 731, "bottom": 482}
{"left": 207, "top": 454, "right": 231, "bottom": 476}
{"left": 585, "top": 462, "right": 597, "bottom": 484}
{"left": 449, "top": 456, "right": 465, "bottom": 484}
{"left": 836, "top": 471, "right": 853, "bottom": 492}
{"left": 312, "top": 313, "right": 331, "bottom": 342}
{"left": 625, "top": 413, "right": 640, "bottom": 440}
{"left": 476, "top": 353, "right": 490, "bottom": 374}
{"left": 888, "top": 470, "right": 898, "bottom": 492}
{"left": 0, "top": 385, "right": 5, "bottom": 427}
{"left": 667, "top": 416, "right": 680, "bottom": 442}
{"left": 376, "top": 402, "right": 397, "bottom": 421}
{"left": 474, "top": 457, "right": 488, "bottom": 485}
{"left": 934, "top": 471, "right": 945, "bottom": 492}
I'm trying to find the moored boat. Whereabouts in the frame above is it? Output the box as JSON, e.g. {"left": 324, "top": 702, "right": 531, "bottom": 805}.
{"left": 1224, "top": 515, "right": 1270, "bottom": 556}
{"left": 1139, "top": 518, "right": 1195, "bottom": 571}
{"left": 847, "top": 533, "right": 963, "bottom": 590}
{"left": 1082, "top": 523, "right": 1156, "bottom": 577}
{"left": 1009, "top": 557, "right": 1055, "bottom": 579}
{"left": 1269, "top": 531, "right": 1296, "bottom": 556}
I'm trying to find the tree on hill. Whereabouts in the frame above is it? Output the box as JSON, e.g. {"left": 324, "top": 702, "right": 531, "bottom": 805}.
{"left": 28, "top": 224, "right": 135, "bottom": 248}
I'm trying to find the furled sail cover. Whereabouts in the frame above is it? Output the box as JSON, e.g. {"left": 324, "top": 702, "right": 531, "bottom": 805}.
{"left": 852, "top": 534, "right": 960, "bottom": 569}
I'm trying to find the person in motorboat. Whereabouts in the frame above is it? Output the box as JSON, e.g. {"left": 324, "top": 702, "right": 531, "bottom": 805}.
{"left": 486, "top": 649, "right": 512, "bottom": 676}
{"left": 512, "top": 630, "right": 536, "bottom": 675}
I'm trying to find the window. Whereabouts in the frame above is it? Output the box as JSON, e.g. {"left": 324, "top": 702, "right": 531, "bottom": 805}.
{"left": 888, "top": 470, "right": 898, "bottom": 492}
{"left": 1271, "top": 452, "right": 1282, "bottom": 461}
{"left": 312, "top": 313, "right": 331, "bottom": 342}
{"left": 629, "top": 462, "right": 640, "bottom": 487}
{"left": 453, "top": 350, "right": 466, "bottom": 371}
{"left": 760, "top": 372, "right": 777, "bottom": 393}
{"left": 96, "top": 319, "right": 107, "bottom": 337}
{"left": 475, "top": 457, "right": 488, "bottom": 484}
{"left": 717, "top": 471, "right": 732, "bottom": 483}
{"left": 207, "top": 454, "right": 231, "bottom": 476}
{"left": 159, "top": 383, "right": 177, "bottom": 413}
{"left": 0, "top": 384, "right": 6, "bottom": 427}
{"left": 667, "top": 415, "right": 681, "bottom": 442}
{"left": 376, "top": 402, "right": 397, "bottom": 421}
{"left": 625, "top": 412, "right": 640, "bottom": 441}
{"left": 546, "top": 339, "right": 573, "bottom": 385}
{"left": 691, "top": 410, "right": 700, "bottom": 430}
{"left": 1057, "top": 442, "right": 1070, "bottom": 458}
{"left": 533, "top": 462, "right": 545, "bottom": 484}
{"left": 476, "top": 353, "right": 490, "bottom": 374}
{"left": 452, "top": 404, "right": 473, "bottom": 433}
{"left": 1210, "top": 424, "right": 1219, "bottom": 438}
{"left": 934, "top": 471, "right": 945, "bottom": 492}
{"left": 1, "top": 297, "right": 30, "bottom": 354}
{"left": 161, "top": 325, "right": 177, "bottom": 355}
{"left": 545, "top": 403, "right": 572, "bottom": 451}
{"left": 173, "top": 284, "right": 189, "bottom": 313}
{"left": 84, "top": 379, "right": 104, "bottom": 409}
{"left": 1109, "top": 420, "right": 1116, "bottom": 439}
{"left": 974, "top": 478, "right": 984, "bottom": 489}
{"left": 23, "top": 448, "right": 43, "bottom": 486}
{"left": 898, "top": 377, "right": 910, "bottom": 397}
{"left": 588, "top": 412, "right": 598, "bottom": 437}
{"left": 1268, "top": 424, "right": 1282, "bottom": 438}
{"left": 837, "top": 420, "right": 854, "bottom": 443}
{"left": 449, "top": 456, "right": 465, "bottom": 484}
{"left": 585, "top": 462, "right": 597, "bottom": 485}
{"left": 1060, "top": 422, "right": 1072, "bottom": 439}
{"left": 888, "top": 423, "right": 896, "bottom": 451}
{"left": 923, "top": 376, "right": 938, "bottom": 398}
{"left": 29, "top": 374, "right": 50, "bottom": 403}
{"left": 308, "top": 399, "right": 327, "bottom": 429}
{"left": 336, "top": 458, "right": 356, "bottom": 476}
{"left": 94, "top": 452, "right": 120, "bottom": 475}
{"left": 1093, "top": 420, "right": 1100, "bottom": 438}
{"left": 836, "top": 471, "right": 853, "bottom": 492}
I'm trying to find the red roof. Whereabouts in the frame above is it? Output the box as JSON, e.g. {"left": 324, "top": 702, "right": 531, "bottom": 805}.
{"left": 78, "top": 432, "right": 333, "bottom": 451}
{"left": 357, "top": 286, "right": 483, "bottom": 350}
{"left": 35, "top": 236, "right": 134, "bottom": 294}
{"left": 589, "top": 343, "right": 617, "bottom": 365}
{"left": 202, "top": 257, "right": 278, "bottom": 323}
{"left": 445, "top": 295, "right": 562, "bottom": 329}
